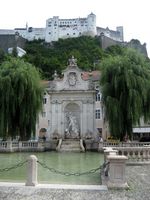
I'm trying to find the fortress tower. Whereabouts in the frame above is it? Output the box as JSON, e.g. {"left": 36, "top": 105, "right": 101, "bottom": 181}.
{"left": 45, "top": 13, "right": 97, "bottom": 43}
{"left": 87, "top": 12, "right": 96, "bottom": 36}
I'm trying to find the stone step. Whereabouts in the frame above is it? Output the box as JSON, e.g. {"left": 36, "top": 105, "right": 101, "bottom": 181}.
{"left": 61, "top": 144, "right": 80, "bottom": 148}
{"left": 59, "top": 139, "right": 81, "bottom": 152}
{"left": 60, "top": 148, "right": 81, "bottom": 152}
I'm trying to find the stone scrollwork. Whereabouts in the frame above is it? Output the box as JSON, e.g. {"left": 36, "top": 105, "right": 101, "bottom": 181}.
{"left": 51, "top": 99, "right": 62, "bottom": 104}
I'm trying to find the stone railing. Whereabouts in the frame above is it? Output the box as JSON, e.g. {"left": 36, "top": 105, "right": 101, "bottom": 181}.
{"left": 103, "top": 146, "right": 150, "bottom": 165}
{"left": 114, "top": 146, "right": 150, "bottom": 164}
{"left": 99, "top": 141, "right": 150, "bottom": 151}
{"left": 0, "top": 141, "right": 44, "bottom": 152}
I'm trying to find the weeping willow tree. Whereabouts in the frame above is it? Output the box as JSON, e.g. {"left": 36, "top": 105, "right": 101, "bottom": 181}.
{"left": 100, "top": 48, "right": 150, "bottom": 140}
{"left": 0, "top": 58, "right": 43, "bottom": 140}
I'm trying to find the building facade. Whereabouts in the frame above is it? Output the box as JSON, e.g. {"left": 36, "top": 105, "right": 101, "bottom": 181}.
{"left": 36, "top": 57, "right": 104, "bottom": 141}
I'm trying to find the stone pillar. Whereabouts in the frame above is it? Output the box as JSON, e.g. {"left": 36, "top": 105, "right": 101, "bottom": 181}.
{"left": 103, "top": 147, "right": 118, "bottom": 162}
{"left": 26, "top": 155, "right": 38, "bottom": 186}
{"left": 19, "top": 141, "right": 22, "bottom": 149}
{"left": 107, "top": 155, "right": 128, "bottom": 189}
{"left": 7, "top": 141, "right": 12, "bottom": 152}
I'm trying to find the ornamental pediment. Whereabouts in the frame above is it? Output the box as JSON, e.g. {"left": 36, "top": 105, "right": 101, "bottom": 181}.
{"left": 49, "top": 56, "right": 94, "bottom": 91}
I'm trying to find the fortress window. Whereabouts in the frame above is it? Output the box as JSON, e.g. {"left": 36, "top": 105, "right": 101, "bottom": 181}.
{"left": 67, "top": 33, "right": 69, "bottom": 35}
{"left": 73, "top": 33, "right": 75, "bottom": 35}
{"left": 79, "top": 32, "right": 81, "bottom": 35}
{"left": 49, "top": 32, "right": 51, "bottom": 34}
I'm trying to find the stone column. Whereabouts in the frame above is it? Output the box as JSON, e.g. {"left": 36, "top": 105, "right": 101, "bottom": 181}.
{"left": 103, "top": 147, "right": 118, "bottom": 162}
{"left": 107, "top": 154, "right": 128, "bottom": 189}
{"left": 7, "top": 141, "right": 12, "bottom": 152}
{"left": 26, "top": 155, "right": 38, "bottom": 186}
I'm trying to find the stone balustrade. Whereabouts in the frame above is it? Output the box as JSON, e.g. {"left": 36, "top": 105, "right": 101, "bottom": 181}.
{"left": 103, "top": 145, "right": 150, "bottom": 164}
{"left": 0, "top": 141, "right": 44, "bottom": 152}
{"left": 99, "top": 141, "right": 150, "bottom": 152}
{"left": 114, "top": 146, "right": 150, "bottom": 164}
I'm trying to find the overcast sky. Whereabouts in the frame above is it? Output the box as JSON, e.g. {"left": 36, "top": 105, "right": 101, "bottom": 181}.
{"left": 0, "top": 0, "right": 149, "bottom": 57}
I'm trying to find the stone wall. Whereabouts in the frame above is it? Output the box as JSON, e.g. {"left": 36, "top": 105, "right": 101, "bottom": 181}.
{"left": 0, "top": 34, "right": 26, "bottom": 53}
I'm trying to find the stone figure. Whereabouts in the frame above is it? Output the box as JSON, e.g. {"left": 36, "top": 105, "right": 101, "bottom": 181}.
{"left": 65, "top": 112, "right": 79, "bottom": 138}
{"left": 68, "top": 56, "right": 77, "bottom": 66}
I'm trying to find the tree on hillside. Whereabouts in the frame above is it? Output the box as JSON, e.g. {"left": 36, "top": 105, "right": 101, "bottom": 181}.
{"left": 24, "top": 36, "right": 104, "bottom": 78}
{"left": 0, "top": 58, "right": 43, "bottom": 140}
{"left": 100, "top": 48, "right": 150, "bottom": 140}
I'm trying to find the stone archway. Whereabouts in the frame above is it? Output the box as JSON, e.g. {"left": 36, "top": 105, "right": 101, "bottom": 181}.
{"left": 64, "top": 103, "right": 80, "bottom": 139}
{"left": 39, "top": 128, "right": 47, "bottom": 141}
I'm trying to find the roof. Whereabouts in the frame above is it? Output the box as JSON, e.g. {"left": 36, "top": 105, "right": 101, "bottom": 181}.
{"left": 81, "top": 71, "right": 100, "bottom": 81}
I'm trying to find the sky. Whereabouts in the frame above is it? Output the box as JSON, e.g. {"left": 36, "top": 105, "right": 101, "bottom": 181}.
{"left": 0, "top": 0, "right": 149, "bottom": 57}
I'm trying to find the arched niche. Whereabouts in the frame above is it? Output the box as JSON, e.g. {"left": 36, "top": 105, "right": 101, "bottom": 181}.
{"left": 64, "top": 103, "right": 80, "bottom": 139}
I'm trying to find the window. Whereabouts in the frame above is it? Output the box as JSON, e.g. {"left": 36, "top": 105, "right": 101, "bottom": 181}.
{"left": 96, "top": 92, "right": 101, "bottom": 101}
{"left": 43, "top": 98, "right": 47, "bottom": 104}
{"left": 48, "top": 120, "right": 50, "bottom": 126}
{"left": 95, "top": 109, "right": 101, "bottom": 119}
{"left": 42, "top": 112, "right": 46, "bottom": 117}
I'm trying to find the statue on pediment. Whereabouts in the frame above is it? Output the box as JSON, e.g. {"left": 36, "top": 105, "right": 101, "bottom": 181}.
{"left": 68, "top": 56, "right": 77, "bottom": 67}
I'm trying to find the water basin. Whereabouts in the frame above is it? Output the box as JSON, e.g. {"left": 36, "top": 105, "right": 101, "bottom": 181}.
{"left": 0, "top": 151, "right": 104, "bottom": 185}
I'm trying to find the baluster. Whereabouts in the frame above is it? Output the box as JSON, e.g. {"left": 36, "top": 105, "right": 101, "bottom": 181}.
{"left": 137, "top": 150, "right": 141, "bottom": 161}
{"left": 142, "top": 149, "right": 146, "bottom": 161}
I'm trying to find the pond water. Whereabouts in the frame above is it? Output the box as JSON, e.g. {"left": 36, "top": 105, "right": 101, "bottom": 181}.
{"left": 0, "top": 152, "right": 104, "bottom": 185}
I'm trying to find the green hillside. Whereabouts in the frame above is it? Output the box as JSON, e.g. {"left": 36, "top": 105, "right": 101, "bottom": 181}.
{"left": 23, "top": 36, "right": 104, "bottom": 79}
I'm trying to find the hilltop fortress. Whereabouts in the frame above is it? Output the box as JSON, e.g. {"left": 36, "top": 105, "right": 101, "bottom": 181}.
{"left": 0, "top": 13, "right": 124, "bottom": 43}
{"left": 0, "top": 13, "right": 147, "bottom": 56}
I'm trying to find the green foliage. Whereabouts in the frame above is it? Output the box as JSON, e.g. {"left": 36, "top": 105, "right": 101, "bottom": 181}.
{"left": 0, "top": 58, "right": 43, "bottom": 140}
{"left": 100, "top": 48, "right": 150, "bottom": 140}
{"left": 104, "top": 45, "right": 125, "bottom": 56}
{"left": 12, "top": 47, "right": 18, "bottom": 57}
{"left": 23, "top": 36, "right": 104, "bottom": 79}
{"left": 0, "top": 48, "right": 6, "bottom": 64}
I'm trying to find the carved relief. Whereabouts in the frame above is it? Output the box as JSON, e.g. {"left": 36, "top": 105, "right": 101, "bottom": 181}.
{"left": 68, "top": 72, "right": 77, "bottom": 86}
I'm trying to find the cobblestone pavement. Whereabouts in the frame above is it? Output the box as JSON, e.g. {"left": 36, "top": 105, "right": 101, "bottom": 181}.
{"left": 0, "top": 165, "right": 150, "bottom": 200}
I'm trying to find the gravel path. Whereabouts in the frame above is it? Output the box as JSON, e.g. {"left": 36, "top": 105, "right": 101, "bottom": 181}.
{"left": 0, "top": 165, "right": 150, "bottom": 200}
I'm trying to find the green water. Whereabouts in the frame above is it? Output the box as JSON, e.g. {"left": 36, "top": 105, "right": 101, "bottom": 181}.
{"left": 0, "top": 152, "right": 104, "bottom": 185}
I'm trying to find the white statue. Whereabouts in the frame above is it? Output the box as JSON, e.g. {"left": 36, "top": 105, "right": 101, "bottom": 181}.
{"left": 65, "top": 112, "right": 79, "bottom": 138}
